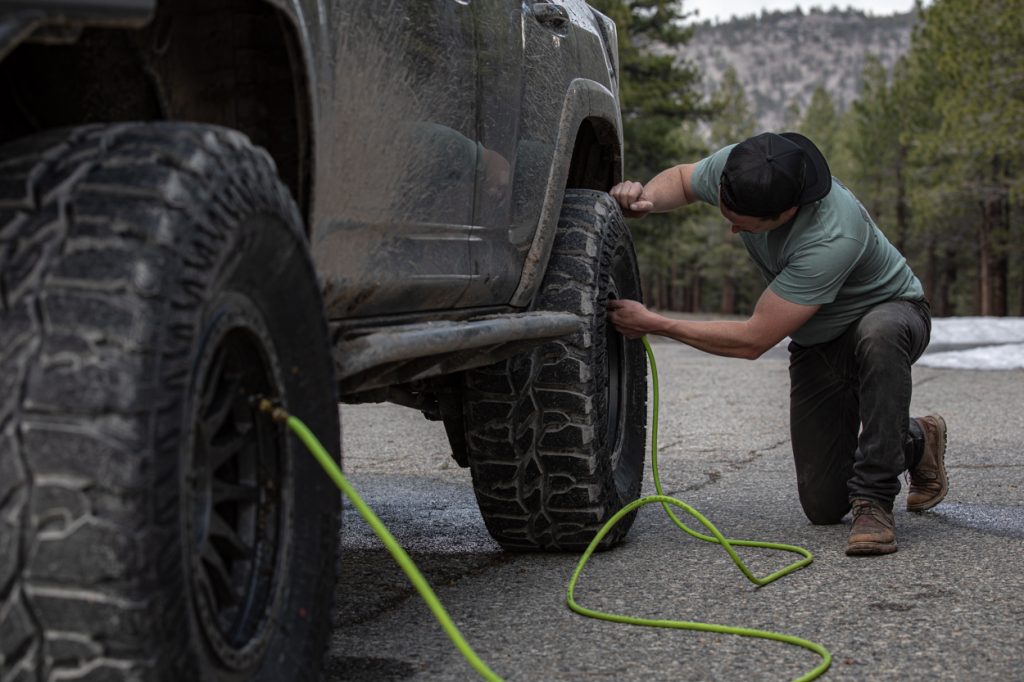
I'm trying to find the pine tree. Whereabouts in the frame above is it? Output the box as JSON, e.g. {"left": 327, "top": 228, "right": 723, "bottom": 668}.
{"left": 782, "top": 97, "right": 804, "bottom": 131}
{"left": 709, "top": 66, "right": 757, "bottom": 145}
{"left": 897, "top": 0, "right": 1024, "bottom": 315}
{"left": 798, "top": 85, "right": 841, "bottom": 166}
{"left": 702, "top": 67, "right": 762, "bottom": 314}
{"left": 842, "top": 56, "right": 905, "bottom": 247}
{"left": 591, "top": 0, "right": 708, "bottom": 180}
{"left": 589, "top": 0, "right": 712, "bottom": 310}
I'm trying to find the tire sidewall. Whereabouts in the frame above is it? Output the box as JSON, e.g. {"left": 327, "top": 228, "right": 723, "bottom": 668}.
{"left": 595, "top": 212, "right": 647, "bottom": 514}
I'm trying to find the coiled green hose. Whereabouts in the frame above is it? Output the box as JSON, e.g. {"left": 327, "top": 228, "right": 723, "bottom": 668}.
{"left": 273, "top": 336, "right": 831, "bottom": 681}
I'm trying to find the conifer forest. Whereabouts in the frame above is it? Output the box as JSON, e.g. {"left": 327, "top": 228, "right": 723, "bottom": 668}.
{"left": 592, "top": 0, "right": 1023, "bottom": 317}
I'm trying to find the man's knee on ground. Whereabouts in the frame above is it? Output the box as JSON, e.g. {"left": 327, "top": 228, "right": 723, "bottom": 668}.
{"left": 800, "top": 497, "right": 850, "bottom": 525}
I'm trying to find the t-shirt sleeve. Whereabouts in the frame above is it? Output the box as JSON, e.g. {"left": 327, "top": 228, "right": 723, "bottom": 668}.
{"left": 769, "top": 236, "right": 866, "bottom": 306}
{"left": 690, "top": 144, "right": 736, "bottom": 206}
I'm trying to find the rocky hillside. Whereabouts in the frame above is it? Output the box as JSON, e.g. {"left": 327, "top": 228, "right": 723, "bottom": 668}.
{"left": 663, "top": 7, "right": 918, "bottom": 131}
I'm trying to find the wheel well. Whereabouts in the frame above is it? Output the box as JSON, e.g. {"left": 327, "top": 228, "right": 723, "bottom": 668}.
{"left": 565, "top": 117, "right": 621, "bottom": 191}
{"left": 0, "top": 0, "right": 312, "bottom": 222}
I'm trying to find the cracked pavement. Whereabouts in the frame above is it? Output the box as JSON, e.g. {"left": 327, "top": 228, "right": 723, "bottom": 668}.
{"left": 324, "top": 340, "right": 1024, "bottom": 681}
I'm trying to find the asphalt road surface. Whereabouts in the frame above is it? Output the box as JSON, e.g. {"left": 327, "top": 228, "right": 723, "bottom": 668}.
{"left": 324, "top": 339, "right": 1024, "bottom": 681}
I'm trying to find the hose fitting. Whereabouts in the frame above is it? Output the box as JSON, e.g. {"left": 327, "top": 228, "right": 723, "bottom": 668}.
{"left": 252, "top": 395, "right": 290, "bottom": 424}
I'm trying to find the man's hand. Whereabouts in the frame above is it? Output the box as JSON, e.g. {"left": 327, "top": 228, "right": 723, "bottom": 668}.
{"left": 610, "top": 165, "right": 698, "bottom": 217}
{"left": 610, "top": 181, "right": 655, "bottom": 218}
{"left": 607, "top": 299, "right": 666, "bottom": 339}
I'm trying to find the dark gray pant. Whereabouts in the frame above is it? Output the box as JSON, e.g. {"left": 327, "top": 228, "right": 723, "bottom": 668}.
{"left": 788, "top": 299, "right": 931, "bottom": 523}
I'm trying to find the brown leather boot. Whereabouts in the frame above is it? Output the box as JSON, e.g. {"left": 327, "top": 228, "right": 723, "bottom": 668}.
{"left": 907, "top": 415, "right": 948, "bottom": 512}
{"left": 846, "top": 499, "right": 897, "bottom": 556}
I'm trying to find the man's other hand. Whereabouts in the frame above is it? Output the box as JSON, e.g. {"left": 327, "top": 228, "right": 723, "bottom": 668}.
{"left": 610, "top": 181, "right": 654, "bottom": 218}
{"left": 607, "top": 299, "right": 665, "bottom": 339}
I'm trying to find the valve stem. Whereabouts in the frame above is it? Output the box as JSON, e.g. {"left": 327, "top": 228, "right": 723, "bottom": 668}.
{"left": 252, "top": 395, "right": 290, "bottom": 423}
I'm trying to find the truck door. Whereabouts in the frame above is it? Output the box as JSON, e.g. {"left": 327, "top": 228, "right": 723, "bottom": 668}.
{"left": 314, "top": 0, "right": 479, "bottom": 317}
{"left": 460, "top": 0, "right": 572, "bottom": 307}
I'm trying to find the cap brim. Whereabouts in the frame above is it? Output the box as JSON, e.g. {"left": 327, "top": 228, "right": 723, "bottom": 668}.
{"left": 781, "top": 132, "right": 832, "bottom": 204}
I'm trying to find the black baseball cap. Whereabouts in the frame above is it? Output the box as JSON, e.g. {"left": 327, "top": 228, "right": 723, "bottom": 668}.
{"left": 719, "top": 132, "right": 832, "bottom": 218}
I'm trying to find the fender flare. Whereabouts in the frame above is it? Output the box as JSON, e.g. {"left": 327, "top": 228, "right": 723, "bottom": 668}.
{"left": 510, "top": 77, "right": 624, "bottom": 307}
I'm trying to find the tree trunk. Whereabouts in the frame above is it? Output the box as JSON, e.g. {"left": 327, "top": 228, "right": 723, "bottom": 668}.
{"left": 1020, "top": 254, "right": 1024, "bottom": 317}
{"left": 938, "top": 247, "right": 957, "bottom": 316}
{"left": 895, "top": 144, "right": 909, "bottom": 255}
{"left": 992, "top": 253, "right": 1008, "bottom": 316}
{"left": 976, "top": 209, "right": 991, "bottom": 316}
{"left": 978, "top": 159, "right": 1012, "bottom": 316}
{"left": 665, "top": 264, "right": 675, "bottom": 311}
{"left": 924, "top": 239, "right": 937, "bottom": 305}
{"left": 987, "top": 171, "right": 1011, "bottom": 317}
{"left": 992, "top": 182, "right": 1011, "bottom": 317}
{"left": 720, "top": 276, "right": 736, "bottom": 315}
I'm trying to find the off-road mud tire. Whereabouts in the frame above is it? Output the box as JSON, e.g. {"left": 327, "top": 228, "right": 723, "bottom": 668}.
{"left": 0, "top": 123, "right": 339, "bottom": 681}
{"left": 463, "top": 189, "right": 647, "bottom": 551}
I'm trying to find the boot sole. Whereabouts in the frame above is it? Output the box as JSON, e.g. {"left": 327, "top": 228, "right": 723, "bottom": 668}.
{"left": 846, "top": 540, "right": 898, "bottom": 556}
{"left": 907, "top": 415, "right": 948, "bottom": 512}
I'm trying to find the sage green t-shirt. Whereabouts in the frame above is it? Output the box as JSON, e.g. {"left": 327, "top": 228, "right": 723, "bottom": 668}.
{"left": 692, "top": 144, "right": 924, "bottom": 346}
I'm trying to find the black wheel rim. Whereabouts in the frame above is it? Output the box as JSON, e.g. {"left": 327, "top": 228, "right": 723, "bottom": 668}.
{"left": 606, "top": 241, "right": 646, "bottom": 500}
{"left": 187, "top": 316, "right": 289, "bottom": 670}
{"left": 605, "top": 294, "right": 627, "bottom": 491}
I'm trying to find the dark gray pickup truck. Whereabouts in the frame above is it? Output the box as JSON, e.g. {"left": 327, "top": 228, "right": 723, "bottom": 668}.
{"left": 0, "top": 1, "right": 647, "bottom": 679}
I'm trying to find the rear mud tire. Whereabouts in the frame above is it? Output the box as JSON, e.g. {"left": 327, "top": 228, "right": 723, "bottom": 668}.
{"left": 0, "top": 123, "right": 339, "bottom": 681}
{"left": 463, "top": 190, "right": 648, "bottom": 551}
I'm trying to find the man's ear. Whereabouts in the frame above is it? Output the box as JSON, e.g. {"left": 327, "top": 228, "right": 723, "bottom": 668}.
{"left": 781, "top": 205, "right": 800, "bottom": 221}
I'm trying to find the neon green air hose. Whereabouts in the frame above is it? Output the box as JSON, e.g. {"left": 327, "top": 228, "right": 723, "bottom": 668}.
{"left": 271, "top": 336, "right": 831, "bottom": 681}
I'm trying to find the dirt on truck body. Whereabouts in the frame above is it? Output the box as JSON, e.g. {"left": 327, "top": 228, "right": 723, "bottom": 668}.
{"left": 0, "top": 1, "right": 648, "bottom": 679}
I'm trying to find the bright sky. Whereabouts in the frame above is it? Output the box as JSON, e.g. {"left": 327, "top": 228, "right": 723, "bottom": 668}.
{"left": 683, "top": 0, "right": 920, "bottom": 24}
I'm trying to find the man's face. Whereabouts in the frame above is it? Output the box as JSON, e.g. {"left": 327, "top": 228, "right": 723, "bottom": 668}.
{"left": 718, "top": 199, "right": 798, "bottom": 234}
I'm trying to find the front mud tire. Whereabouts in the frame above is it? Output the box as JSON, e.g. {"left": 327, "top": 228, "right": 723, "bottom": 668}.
{"left": 464, "top": 190, "right": 648, "bottom": 551}
{"left": 0, "top": 123, "right": 338, "bottom": 681}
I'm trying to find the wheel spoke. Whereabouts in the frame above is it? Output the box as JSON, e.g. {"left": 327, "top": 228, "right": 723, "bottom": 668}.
{"left": 209, "top": 510, "right": 254, "bottom": 560}
{"left": 207, "top": 427, "right": 253, "bottom": 472}
{"left": 202, "top": 539, "right": 242, "bottom": 606}
{"left": 202, "top": 371, "right": 244, "bottom": 442}
{"left": 199, "top": 347, "right": 228, "bottom": 413}
{"left": 213, "top": 478, "right": 259, "bottom": 505}
{"left": 196, "top": 565, "right": 222, "bottom": 614}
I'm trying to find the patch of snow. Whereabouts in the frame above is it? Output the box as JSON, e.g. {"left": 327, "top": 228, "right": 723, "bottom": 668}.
{"left": 917, "top": 343, "right": 1024, "bottom": 371}
{"left": 919, "top": 318, "right": 1024, "bottom": 371}
{"left": 928, "top": 317, "right": 1024, "bottom": 345}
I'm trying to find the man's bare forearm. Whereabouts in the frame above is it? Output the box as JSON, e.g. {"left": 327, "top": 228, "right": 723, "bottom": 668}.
{"left": 608, "top": 299, "right": 770, "bottom": 359}
{"left": 641, "top": 164, "right": 697, "bottom": 212}
{"left": 654, "top": 318, "right": 766, "bottom": 360}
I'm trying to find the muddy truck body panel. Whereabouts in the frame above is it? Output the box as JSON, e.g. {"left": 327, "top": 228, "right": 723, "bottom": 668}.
{"left": 304, "top": 0, "right": 623, "bottom": 318}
